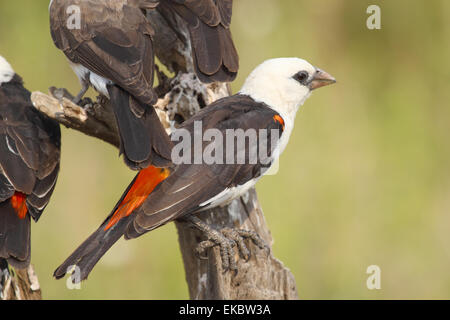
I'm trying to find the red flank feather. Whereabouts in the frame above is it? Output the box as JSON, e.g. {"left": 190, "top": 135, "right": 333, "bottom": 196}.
{"left": 105, "top": 166, "right": 170, "bottom": 230}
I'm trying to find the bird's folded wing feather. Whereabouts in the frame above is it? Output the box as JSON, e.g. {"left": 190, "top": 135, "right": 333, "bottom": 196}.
{"left": 126, "top": 95, "right": 284, "bottom": 238}
{"left": 50, "top": 0, "right": 156, "bottom": 104}
{"left": 0, "top": 87, "right": 60, "bottom": 222}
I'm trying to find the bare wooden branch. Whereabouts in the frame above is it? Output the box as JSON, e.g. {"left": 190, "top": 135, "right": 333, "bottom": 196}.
{"left": 32, "top": 88, "right": 120, "bottom": 149}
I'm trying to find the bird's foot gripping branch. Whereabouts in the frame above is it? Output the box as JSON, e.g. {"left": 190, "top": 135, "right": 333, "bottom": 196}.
{"left": 182, "top": 215, "right": 270, "bottom": 272}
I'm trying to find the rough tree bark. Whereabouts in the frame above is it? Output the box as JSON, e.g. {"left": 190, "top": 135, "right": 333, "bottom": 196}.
{"left": 1, "top": 261, "right": 41, "bottom": 300}
{"left": 6, "top": 8, "right": 298, "bottom": 300}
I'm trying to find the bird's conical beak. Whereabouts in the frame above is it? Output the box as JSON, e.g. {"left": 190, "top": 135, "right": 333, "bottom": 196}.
{"left": 309, "top": 69, "right": 336, "bottom": 90}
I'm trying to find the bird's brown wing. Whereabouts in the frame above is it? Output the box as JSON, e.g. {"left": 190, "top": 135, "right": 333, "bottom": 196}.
{"left": 126, "top": 95, "right": 283, "bottom": 238}
{"left": 169, "top": 0, "right": 221, "bottom": 26}
{"left": 0, "top": 76, "right": 61, "bottom": 221}
{"left": 0, "top": 75, "right": 61, "bottom": 268}
{"left": 50, "top": 0, "right": 157, "bottom": 105}
{"left": 160, "top": 0, "right": 239, "bottom": 82}
{"left": 216, "top": 0, "right": 233, "bottom": 27}
{"left": 169, "top": 0, "right": 233, "bottom": 26}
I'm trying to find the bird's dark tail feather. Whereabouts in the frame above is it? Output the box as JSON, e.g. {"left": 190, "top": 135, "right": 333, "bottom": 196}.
{"left": 189, "top": 23, "right": 239, "bottom": 83}
{"left": 53, "top": 214, "right": 134, "bottom": 283}
{"left": 157, "top": 1, "right": 239, "bottom": 83}
{"left": 53, "top": 173, "right": 142, "bottom": 282}
{"left": 53, "top": 163, "right": 171, "bottom": 283}
{"left": 107, "top": 85, "right": 173, "bottom": 170}
{"left": 0, "top": 201, "right": 31, "bottom": 269}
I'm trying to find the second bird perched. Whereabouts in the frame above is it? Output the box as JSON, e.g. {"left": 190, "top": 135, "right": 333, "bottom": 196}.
{"left": 0, "top": 56, "right": 61, "bottom": 269}
{"left": 49, "top": 0, "right": 239, "bottom": 170}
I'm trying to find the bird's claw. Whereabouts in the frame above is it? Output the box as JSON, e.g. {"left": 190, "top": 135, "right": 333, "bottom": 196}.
{"left": 196, "top": 240, "right": 214, "bottom": 260}
{"left": 77, "top": 97, "right": 94, "bottom": 109}
{"left": 233, "top": 229, "right": 271, "bottom": 256}
{"left": 195, "top": 226, "right": 269, "bottom": 273}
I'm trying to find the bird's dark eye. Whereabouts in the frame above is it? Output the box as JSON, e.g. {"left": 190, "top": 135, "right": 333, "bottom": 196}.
{"left": 293, "top": 71, "right": 309, "bottom": 85}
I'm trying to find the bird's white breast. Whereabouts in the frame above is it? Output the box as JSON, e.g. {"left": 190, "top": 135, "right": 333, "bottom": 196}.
{"left": 199, "top": 179, "right": 259, "bottom": 210}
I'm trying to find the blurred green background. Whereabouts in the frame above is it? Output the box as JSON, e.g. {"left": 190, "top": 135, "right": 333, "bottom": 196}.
{"left": 1, "top": 0, "right": 450, "bottom": 299}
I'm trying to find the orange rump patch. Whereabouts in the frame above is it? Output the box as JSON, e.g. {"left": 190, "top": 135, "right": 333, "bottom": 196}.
{"left": 104, "top": 166, "right": 170, "bottom": 230}
{"left": 11, "top": 192, "right": 28, "bottom": 220}
{"left": 273, "top": 115, "right": 285, "bottom": 130}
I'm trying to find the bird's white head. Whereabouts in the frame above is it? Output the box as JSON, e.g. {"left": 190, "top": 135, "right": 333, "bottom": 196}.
{"left": 239, "top": 57, "right": 335, "bottom": 123}
{"left": 0, "top": 55, "right": 15, "bottom": 85}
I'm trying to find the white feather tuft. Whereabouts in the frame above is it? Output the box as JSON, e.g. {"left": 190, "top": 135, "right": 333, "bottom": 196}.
{"left": 0, "top": 56, "right": 15, "bottom": 85}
